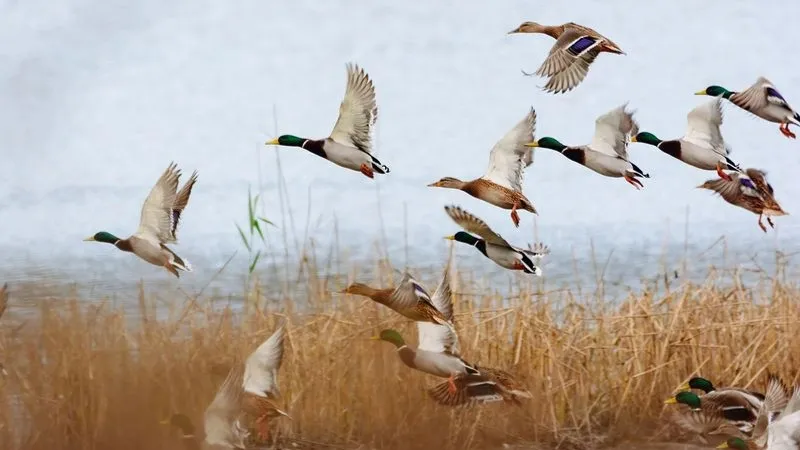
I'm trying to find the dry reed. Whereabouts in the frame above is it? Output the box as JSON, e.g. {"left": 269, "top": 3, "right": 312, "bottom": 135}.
{"left": 0, "top": 257, "right": 798, "bottom": 450}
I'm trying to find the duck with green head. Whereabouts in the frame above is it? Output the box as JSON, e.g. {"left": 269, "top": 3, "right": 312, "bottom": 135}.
{"left": 696, "top": 76, "right": 800, "bottom": 139}
{"left": 443, "top": 205, "right": 549, "bottom": 275}
{"left": 525, "top": 104, "right": 650, "bottom": 189}
{"left": 84, "top": 162, "right": 196, "bottom": 277}
{"left": 265, "top": 63, "right": 389, "bottom": 178}
{"left": 428, "top": 108, "right": 537, "bottom": 228}
{"left": 665, "top": 386, "right": 763, "bottom": 437}
{"left": 372, "top": 269, "right": 532, "bottom": 406}
{"left": 631, "top": 98, "right": 742, "bottom": 181}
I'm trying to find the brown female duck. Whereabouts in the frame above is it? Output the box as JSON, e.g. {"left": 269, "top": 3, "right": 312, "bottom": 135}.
{"left": 698, "top": 168, "right": 787, "bottom": 233}
{"left": 508, "top": 21, "right": 625, "bottom": 94}
{"left": 428, "top": 108, "right": 537, "bottom": 227}
{"left": 341, "top": 273, "right": 455, "bottom": 331}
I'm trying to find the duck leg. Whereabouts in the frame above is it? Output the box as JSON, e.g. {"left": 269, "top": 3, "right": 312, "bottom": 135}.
{"left": 758, "top": 214, "right": 767, "bottom": 233}
{"left": 768, "top": 217, "right": 775, "bottom": 229}
{"left": 359, "top": 163, "right": 375, "bottom": 179}
{"left": 715, "top": 163, "right": 733, "bottom": 181}
{"left": 510, "top": 201, "right": 521, "bottom": 228}
{"left": 624, "top": 175, "right": 643, "bottom": 189}
{"left": 780, "top": 123, "right": 796, "bottom": 139}
{"left": 254, "top": 415, "right": 270, "bottom": 442}
{"left": 447, "top": 374, "right": 458, "bottom": 395}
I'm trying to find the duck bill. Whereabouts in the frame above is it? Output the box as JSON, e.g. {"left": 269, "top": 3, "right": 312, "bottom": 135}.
{"left": 369, "top": 335, "right": 380, "bottom": 340}
{"left": 677, "top": 383, "right": 690, "bottom": 391}
{"left": 629, "top": 135, "right": 638, "bottom": 143}
{"left": 159, "top": 418, "right": 170, "bottom": 425}
{"left": 694, "top": 90, "right": 707, "bottom": 95}
{"left": 663, "top": 397, "right": 678, "bottom": 404}
{"left": 716, "top": 443, "right": 729, "bottom": 449}
{"left": 443, "top": 235, "right": 456, "bottom": 240}
{"left": 507, "top": 27, "right": 521, "bottom": 35}
{"left": 523, "top": 141, "right": 539, "bottom": 148}
{"left": 83, "top": 236, "right": 96, "bottom": 242}
{"left": 265, "top": 138, "right": 280, "bottom": 145}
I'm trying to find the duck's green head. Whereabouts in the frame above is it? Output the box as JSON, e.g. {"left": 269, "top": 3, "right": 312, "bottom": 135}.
{"left": 525, "top": 137, "right": 567, "bottom": 151}
{"left": 683, "top": 376, "right": 715, "bottom": 393}
{"left": 631, "top": 132, "right": 663, "bottom": 147}
{"left": 83, "top": 231, "right": 120, "bottom": 244}
{"left": 371, "top": 329, "right": 406, "bottom": 348}
{"left": 265, "top": 135, "right": 306, "bottom": 147}
{"left": 444, "top": 231, "right": 480, "bottom": 246}
{"left": 696, "top": 85, "right": 733, "bottom": 99}
{"left": 718, "top": 438, "right": 748, "bottom": 450}
{"left": 664, "top": 391, "right": 701, "bottom": 409}
{"left": 160, "top": 413, "right": 196, "bottom": 436}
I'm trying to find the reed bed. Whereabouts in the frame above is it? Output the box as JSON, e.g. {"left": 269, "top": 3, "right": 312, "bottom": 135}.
{"left": 0, "top": 258, "right": 798, "bottom": 450}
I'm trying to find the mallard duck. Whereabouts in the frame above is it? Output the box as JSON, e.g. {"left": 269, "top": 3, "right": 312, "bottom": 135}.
{"left": 428, "top": 108, "right": 537, "bottom": 228}
{"left": 241, "top": 322, "right": 291, "bottom": 442}
{"left": 341, "top": 272, "right": 455, "bottom": 331}
{"left": 84, "top": 162, "right": 197, "bottom": 277}
{"left": 162, "top": 366, "right": 250, "bottom": 449}
{"left": 667, "top": 402, "right": 749, "bottom": 446}
{"left": 372, "top": 268, "right": 531, "bottom": 406}
{"left": 631, "top": 98, "right": 742, "bottom": 181}
{"left": 507, "top": 21, "right": 624, "bottom": 94}
{"left": 665, "top": 391, "right": 759, "bottom": 439}
{"left": 265, "top": 63, "right": 389, "bottom": 178}
{"left": 443, "top": 204, "right": 549, "bottom": 275}
{"left": 698, "top": 168, "right": 787, "bottom": 233}
{"left": 525, "top": 104, "right": 650, "bottom": 189}
{"left": 696, "top": 77, "right": 800, "bottom": 139}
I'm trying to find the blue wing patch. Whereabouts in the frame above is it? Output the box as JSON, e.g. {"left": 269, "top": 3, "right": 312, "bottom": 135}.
{"left": 567, "top": 36, "right": 598, "bottom": 56}
{"left": 739, "top": 178, "right": 757, "bottom": 191}
{"left": 766, "top": 87, "right": 789, "bottom": 107}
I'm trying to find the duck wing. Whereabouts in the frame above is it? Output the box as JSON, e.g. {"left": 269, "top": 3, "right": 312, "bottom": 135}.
{"left": 481, "top": 108, "right": 536, "bottom": 192}
{"left": 444, "top": 205, "right": 510, "bottom": 247}
{"left": 417, "top": 267, "right": 460, "bottom": 356}
{"left": 731, "top": 76, "right": 794, "bottom": 113}
{"left": 535, "top": 28, "right": 602, "bottom": 94}
{"left": 589, "top": 104, "right": 638, "bottom": 159}
{"left": 243, "top": 323, "right": 285, "bottom": 398}
{"left": 685, "top": 97, "right": 728, "bottom": 156}
{"left": 386, "top": 272, "right": 437, "bottom": 312}
{"left": 329, "top": 63, "right": 378, "bottom": 154}
{"left": 134, "top": 162, "right": 182, "bottom": 243}
{"left": 204, "top": 364, "right": 247, "bottom": 448}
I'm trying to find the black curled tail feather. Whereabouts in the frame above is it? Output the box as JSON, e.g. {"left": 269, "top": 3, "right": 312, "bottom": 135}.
{"left": 725, "top": 157, "right": 743, "bottom": 173}
{"left": 630, "top": 162, "right": 650, "bottom": 178}
{"left": 370, "top": 155, "right": 390, "bottom": 174}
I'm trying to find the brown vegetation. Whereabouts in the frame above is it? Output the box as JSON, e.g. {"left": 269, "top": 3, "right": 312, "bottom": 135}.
{"left": 0, "top": 260, "right": 798, "bottom": 450}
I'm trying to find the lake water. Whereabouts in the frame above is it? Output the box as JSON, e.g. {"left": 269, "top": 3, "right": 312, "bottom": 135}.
{"left": 2, "top": 0, "right": 800, "bottom": 302}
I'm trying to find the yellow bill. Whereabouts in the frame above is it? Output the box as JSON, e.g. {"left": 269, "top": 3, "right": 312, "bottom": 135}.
{"left": 664, "top": 397, "right": 678, "bottom": 404}
{"left": 523, "top": 141, "right": 539, "bottom": 148}
{"left": 265, "top": 138, "right": 280, "bottom": 145}
{"left": 694, "top": 89, "right": 707, "bottom": 95}
{"left": 83, "top": 236, "right": 96, "bottom": 242}
{"left": 443, "top": 235, "right": 456, "bottom": 240}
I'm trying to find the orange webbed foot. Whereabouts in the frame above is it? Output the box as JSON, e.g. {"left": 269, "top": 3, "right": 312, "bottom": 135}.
{"left": 359, "top": 163, "right": 374, "bottom": 179}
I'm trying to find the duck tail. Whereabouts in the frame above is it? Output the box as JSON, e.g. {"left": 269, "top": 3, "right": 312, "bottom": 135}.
{"left": 792, "top": 112, "right": 800, "bottom": 126}
{"left": 370, "top": 156, "right": 390, "bottom": 175}
{"left": 630, "top": 162, "right": 650, "bottom": 178}
{"left": 725, "top": 157, "right": 743, "bottom": 173}
{"left": 427, "top": 378, "right": 504, "bottom": 407}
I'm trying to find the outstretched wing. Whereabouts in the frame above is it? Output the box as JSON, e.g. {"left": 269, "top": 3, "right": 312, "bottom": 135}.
{"left": 444, "top": 205, "right": 510, "bottom": 247}
{"left": 134, "top": 162, "right": 181, "bottom": 243}
{"left": 685, "top": 98, "right": 727, "bottom": 156}
{"left": 243, "top": 323, "right": 285, "bottom": 398}
{"left": 535, "top": 29, "right": 602, "bottom": 94}
{"left": 481, "top": 108, "right": 536, "bottom": 192}
{"left": 329, "top": 63, "right": 379, "bottom": 154}
{"left": 386, "top": 273, "right": 436, "bottom": 311}
{"left": 589, "top": 104, "right": 637, "bottom": 160}
{"left": 730, "top": 76, "right": 797, "bottom": 113}
{"left": 417, "top": 267, "right": 460, "bottom": 355}
{"left": 204, "top": 364, "right": 247, "bottom": 446}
